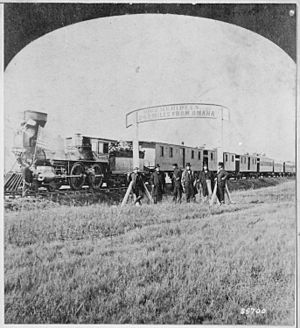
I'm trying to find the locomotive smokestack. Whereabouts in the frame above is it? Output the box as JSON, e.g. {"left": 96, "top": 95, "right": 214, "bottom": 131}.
{"left": 22, "top": 110, "right": 48, "bottom": 151}
{"left": 24, "top": 110, "right": 48, "bottom": 127}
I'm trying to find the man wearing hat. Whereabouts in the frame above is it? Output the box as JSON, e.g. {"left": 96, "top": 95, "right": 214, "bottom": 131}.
{"left": 215, "top": 162, "right": 229, "bottom": 204}
{"left": 198, "top": 162, "right": 214, "bottom": 201}
{"left": 181, "top": 162, "right": 195, "bottom": 202}
{"left": 127, "top": 166, "right": 145, "bottom": 205}
{"left": 150, "top": 164, "right": 165, "bottom": 204}
{"left": 172, "top": 163, "right": 182, "bottom": 203}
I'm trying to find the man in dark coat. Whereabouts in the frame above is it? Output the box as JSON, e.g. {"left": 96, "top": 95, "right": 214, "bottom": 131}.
{"left": 172, "top": 163, "right": 182, "bottom": 203}
{"left": 150, "top": 164, "right": 165, "bottom": 204}
{"left": 21, "top": 159, "right": 37, "bottom": 196}
{"left": 181, "top": 162, "right": 195, "bottom": 203}
{"left": 215, "top": 162, "right": 229, "bottom": 204}
{"left": 128, "top": 167, "right": 145, "bottom": 205}
{"left": 199, "top": 163, "right": 214, "bottom": 199}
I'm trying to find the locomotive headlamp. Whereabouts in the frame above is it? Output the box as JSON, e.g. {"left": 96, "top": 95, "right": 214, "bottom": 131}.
{"left": 37, "top": 173, "right": 44, "bottom": 181}
{"left": 36, "top": 166, "right": 56, "bottom": 182}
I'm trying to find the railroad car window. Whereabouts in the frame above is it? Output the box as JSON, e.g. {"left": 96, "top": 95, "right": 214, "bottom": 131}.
{"left": 160, "top": 146, "right": 164, "bottom": 157}
{"left": 191, "top": 150, "right": 194, "bottom": 159}
{"left": 198, "top": 152, "right": 201, "bottom": 160}
{"left": 232, "top": 155, "right": 234, "bottom": 162}
{"left": 211, "top": 153, "right": 213, "bottom": 160}
{"left": 103, "top": 143, "right": 109, "bottom": 154}
{"left": 169, "top": 147, "right": 173, "bottom": 158}
{"left": 225, "top": 154, "right": 228, "bottom": 162}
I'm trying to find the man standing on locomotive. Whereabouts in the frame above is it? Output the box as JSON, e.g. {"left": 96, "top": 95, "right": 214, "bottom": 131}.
{"left": 172, "top": 163, "right": 182, "bottom": 203}
{"left": 150, "top": 164, "right": 165, "bottom": 204}
{"left": 128, "top": 167, "right": 145, "bottom": 206}
{"left": 215, "top": 162, "right": 229, "bottom": 205}
{"left": 181, "top": 162, "right": 195, "bottom": 203}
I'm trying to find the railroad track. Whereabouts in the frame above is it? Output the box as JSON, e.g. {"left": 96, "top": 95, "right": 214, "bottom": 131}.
{"left": 4, "top": 186, "right": 128, "bottom": 197}
{"left": 4, "top": 175, "right": 287, "bottom": 199}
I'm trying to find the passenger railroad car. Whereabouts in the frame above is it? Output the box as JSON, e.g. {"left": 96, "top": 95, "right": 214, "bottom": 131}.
{"left": 258, "top": 156, "right": 274, "bottom": 176}
{"left": 140, "top": 141, "right": 204, "bottom": 172}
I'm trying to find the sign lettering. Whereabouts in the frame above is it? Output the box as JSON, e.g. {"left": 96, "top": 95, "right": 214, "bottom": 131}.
{"left": 126, "top": 103, "right": 228, "bottom": 127}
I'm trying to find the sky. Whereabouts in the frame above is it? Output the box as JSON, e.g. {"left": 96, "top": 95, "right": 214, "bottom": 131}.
{"left": 4, "top": 14, "right": 296, "bottom": 171}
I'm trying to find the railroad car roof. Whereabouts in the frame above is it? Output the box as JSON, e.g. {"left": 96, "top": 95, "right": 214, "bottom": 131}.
{"left": 139, "top": 140, "right": 211, "bottom": 150}
{"left": 67, "top": 135, "right": 118, "bottom": 143}
{"left": 258, "top": 156, "right": 274, "bottom": 161}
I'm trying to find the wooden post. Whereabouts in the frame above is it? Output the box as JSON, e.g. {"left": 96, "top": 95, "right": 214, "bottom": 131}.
{"left": 225, "top": 182, "right": 234, "bottom": 204}
{"left": 143, "top": 182, "right": 154, "bottom": 204}
{"left": 121, "top": 180, "right": 153, "bottom": 207}
{"left": 217, "top": 109, "right": 224, "bottom": 166}
{"left": 209, "top": 181, "right": 219, "bottom": 206}
{"left": 121, "top": 181, "right": 133, "bottom": 207}
{"left": 133, "top": 113, "right": 139, "bottom": 170}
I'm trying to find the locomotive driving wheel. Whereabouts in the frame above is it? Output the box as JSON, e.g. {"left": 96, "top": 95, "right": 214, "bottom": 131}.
{"left": 69, "top": 162, "right": 85, "bottom": 190}
{"left": 90, "top": 164, "right": 103, "bottom": 190}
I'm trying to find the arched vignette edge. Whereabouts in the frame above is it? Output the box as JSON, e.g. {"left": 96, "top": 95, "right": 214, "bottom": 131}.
{"left": 4, "top": 2, "right": 296, "bottom": 70}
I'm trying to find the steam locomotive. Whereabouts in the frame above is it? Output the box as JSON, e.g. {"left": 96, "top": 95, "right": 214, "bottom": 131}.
{"left": 8, "top": 110, "right": 295, "bottom": 193}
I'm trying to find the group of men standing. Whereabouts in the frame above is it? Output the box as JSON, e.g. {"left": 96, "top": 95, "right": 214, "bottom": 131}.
{"left": 128, "top": 161, "right": 229, "bottom": 206}
{"left": 172, "top": 162, "right": 229, "bottom": 204}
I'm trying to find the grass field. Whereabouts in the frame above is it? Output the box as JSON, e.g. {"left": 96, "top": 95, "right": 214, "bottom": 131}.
{"left": 4, "top": 179, "right": 296, "bottom": 324}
